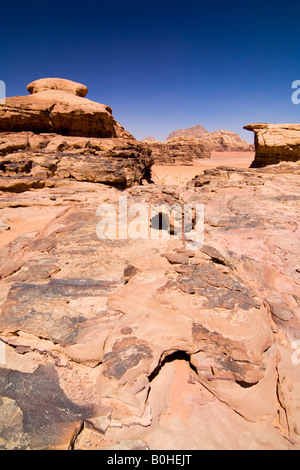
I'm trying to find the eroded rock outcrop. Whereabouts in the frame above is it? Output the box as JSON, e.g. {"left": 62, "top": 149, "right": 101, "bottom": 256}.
{"left": 244, "top": 123, "right": 300, "bottom": 167}
{"left": 196, "top": 129, "right": 251, "bottom": 152}
{"left": 0, "top": 83, "right": 299, "bottom": 450}
{"left": 166, "top": 125, "right": 251, "bottom": 152}
{"left": 0, "top": 158, "right": 299, "bottom": 449}
{"left": 0, "top": 79, "right": 152, "bottom": 188}
{"left": 142, "top": 136, "right": 211, "bottom": 165}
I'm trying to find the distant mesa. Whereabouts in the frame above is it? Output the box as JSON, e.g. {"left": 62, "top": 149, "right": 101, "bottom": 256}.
{"left": 142, "top": 136, "right": 160, "bottom": 143}
{"left": 142, "top": 124, "right": 252, "bottom": 165}
{"left": 142, "top": 136, "right": 211, "bottom": 165}
{"left": 167, "top": 124, "right": 209, "bottom": 140}
{"left": 166, "top": 125, "right": 251, "bottom": 152}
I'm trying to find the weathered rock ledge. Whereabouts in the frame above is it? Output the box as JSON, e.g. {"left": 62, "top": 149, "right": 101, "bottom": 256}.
{"left": 244, "top": 123, "right": 300, "bottom": 167}
{"left": 0, "top": 85, "right": 299, "bottom": 449}
{"left": 0, "top": 79, "right": 153, "bottom": 188}
{"left": 0, "top": 158, "right": 299, "bottom": 449}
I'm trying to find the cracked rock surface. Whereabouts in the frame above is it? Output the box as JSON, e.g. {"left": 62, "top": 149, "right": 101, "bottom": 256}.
{"left": 0, "top": 81, "right": 299, "bottom": 449}
{"left": 0, "top": 157, "right": 299, "bottom": 450}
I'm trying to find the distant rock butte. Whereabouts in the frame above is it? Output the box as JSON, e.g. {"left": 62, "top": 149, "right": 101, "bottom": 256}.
{"left": 142, "top": 136, "right": 211, "bottom": 165}
{"left": 142, "top": 125, "right": 251, "bottom": 164}
{"left": 197, "top": 129, "right": 251, "bottom": 152}
{"left": 142, "top": 136, "right": 158, "bottom": 143}
{"left": 0, "top": 78, "right": 153, "bottom": 188}
{"left": 166, "top": 125, "right": 251, "bottom": 152}
{"left": 167, "top": 124, "right": 209, "bottom": 140}
{"left": 167, "top": 124, "right": 252, "bottom": 152}
{"left": 244, "top": 123, "right": 300, "bottom": 167}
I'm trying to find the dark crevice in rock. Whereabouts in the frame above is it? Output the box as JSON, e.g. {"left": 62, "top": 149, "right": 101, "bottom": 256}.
{"left": 235, "top": 379, "right": 259, "bottom": 389}
{"left": 275, "top": 366, "right": 290, "bottom": 437}
{"left": 148, "top": 350, "right": 197, "bottom": 383}
{"left": 68, "top": 420, "right": 85, "bottom": 450}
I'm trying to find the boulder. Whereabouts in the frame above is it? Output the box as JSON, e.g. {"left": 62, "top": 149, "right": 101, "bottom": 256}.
{"left": 27, "top": 78, "right": 88, "bottom": 97}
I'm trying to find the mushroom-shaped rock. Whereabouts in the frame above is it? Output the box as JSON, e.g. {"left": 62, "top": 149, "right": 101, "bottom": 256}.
{"left": 0, "top": 78, "right": 117, "bottom": 137}
{"left": 0, "top": 78, "right": 153, "bottom": 188}
{"left": 244, "top": 123, "right": 300, "bottom": 167}
{"left": 27, "top": 78, "right": 88, "bottom": 97}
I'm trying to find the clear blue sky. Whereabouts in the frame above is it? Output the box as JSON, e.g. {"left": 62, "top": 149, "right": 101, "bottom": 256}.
{"left": 1, "top": 0, "right": 299, "bottom": 143}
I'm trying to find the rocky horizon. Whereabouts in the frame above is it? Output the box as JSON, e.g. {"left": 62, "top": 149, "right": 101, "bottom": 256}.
{"left": 142, "top": 124, "right": 252, "bottom": 164}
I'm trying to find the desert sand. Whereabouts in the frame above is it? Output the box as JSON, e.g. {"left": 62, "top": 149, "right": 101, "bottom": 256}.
{"left": 152, "top": 151, "right": 255, "bottom": 186}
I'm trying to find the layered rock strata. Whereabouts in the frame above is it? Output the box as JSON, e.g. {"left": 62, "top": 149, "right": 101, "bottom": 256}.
{"left": 142, "top": 136, "right": 211, "bottom": 165}
{"left": 0, "top": 158, "right": 299, "bottom": 449}
{"left": 0, "top": 79, "right": 152, "bottom": 188}
{"left": 0, "top": 83, "right": 299, "bottom": 449}
{"left": 166, "top": 125, "right": 251, "bottom": 152}
{"left": 244, "top": 123, "right": 300, "bottom": 167}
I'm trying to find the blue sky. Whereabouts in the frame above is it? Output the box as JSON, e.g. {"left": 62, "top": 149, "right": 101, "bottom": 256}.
{"left": 1, "top": 0, "right": 299, "bottom": 143}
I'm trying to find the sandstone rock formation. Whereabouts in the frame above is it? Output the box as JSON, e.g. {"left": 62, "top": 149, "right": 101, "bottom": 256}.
{"left": 142, "top": 136, "right": 211, "bottom": 165}
{"left": 0, "top": 156, "right": 299, "bottom": 449}
{"left": 244, "top": 123, "right": 300, "bottom": 167}
{"left": 0, "top": 83, "right": 300, "bottom": 450}
{"left": 196, "top": 129, "right": 251, "bottom": 152}
{"left": 27, "top": 78, "right": 89, "bottom": 97}
{"left": 167, "top": 124, "right": 209, "bottom": 140}
{"left": 0, "top": 79, "right": 152, "bottom": 188}
{"left": 167, "top": 125, "right": 251, "bottom": 152}
{"left": 142, "top": 136, "right": 157, "bottom": 143}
